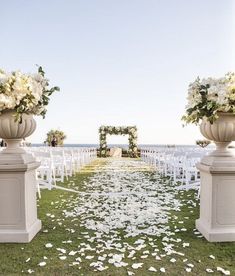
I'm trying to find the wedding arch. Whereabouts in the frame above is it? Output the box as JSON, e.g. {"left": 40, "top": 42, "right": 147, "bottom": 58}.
{"left": 99, "top": 126, "right": 138, "bottom": 158}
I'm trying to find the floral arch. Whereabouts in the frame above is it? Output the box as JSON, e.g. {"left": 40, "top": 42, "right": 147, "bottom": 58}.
{"left": 99, "top": 126, "right": 138, "bottom": 158}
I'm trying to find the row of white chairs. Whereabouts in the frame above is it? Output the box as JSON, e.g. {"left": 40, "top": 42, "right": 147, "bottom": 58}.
{"left": 140, "top": 146, "right": 213, "bottom": 192}
{"left": 26, "top": 147, "right": 97, "bottom": 198}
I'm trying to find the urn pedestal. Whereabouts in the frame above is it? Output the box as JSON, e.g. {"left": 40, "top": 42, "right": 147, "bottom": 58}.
{"left": 0, "top": 111, "right": 41, "bottom": 243}
{"left": 196, "top": 113, "right": 235, "bottom": 242}
{"left": 196, "top": 157, "right": 235, "bottom": 242}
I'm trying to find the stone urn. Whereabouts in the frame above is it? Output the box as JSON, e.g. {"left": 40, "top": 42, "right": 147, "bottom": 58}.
{"left": 200, "top": 113, "right": 235, "bottom": 157}
{"left": 0, "top": 110, "right": 36, "bottom": 154}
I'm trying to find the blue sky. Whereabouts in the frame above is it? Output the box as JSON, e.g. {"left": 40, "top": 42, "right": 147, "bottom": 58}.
{"left": 1, "top": 0, "right": 235, "bottom": 144}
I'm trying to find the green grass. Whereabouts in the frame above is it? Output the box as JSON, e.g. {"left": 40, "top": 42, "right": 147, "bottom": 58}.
{"left": 0, "top": 159, "right": 234, "bottom": 275}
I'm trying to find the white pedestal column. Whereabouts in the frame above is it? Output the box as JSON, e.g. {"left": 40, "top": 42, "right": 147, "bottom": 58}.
{"left": 0, "top": 152, "right": 41, "bottom": 243}
{"left": 196, "top": 155, "right": 235, "bottom": 242}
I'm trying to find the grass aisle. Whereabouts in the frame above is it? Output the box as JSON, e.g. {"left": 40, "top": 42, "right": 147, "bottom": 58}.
{"left": 0, "top": 158, "right": 235, "bottom": 275}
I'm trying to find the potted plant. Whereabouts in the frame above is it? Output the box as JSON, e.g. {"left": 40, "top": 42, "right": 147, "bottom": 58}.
{"left": 182, "top": 72, "right": 235, "bottom": 156}
{"left": 0, "top": 66, "right": 59, "bottom": 243}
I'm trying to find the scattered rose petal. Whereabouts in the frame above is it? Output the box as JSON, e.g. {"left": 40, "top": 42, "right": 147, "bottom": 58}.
{"left": 38, "top": 262, "right": 46, "bottom": 267}
{"left": 217, "top": 267, "right": 230, "bottom": 275}
{"left": 69, "top": 251, "right": 77, "bottom": 256}
{"left": 132, "top": 263, "right": 143, "bottom": 269}
{"left": 149, "top": 266, "right": 157, "bottom": 272}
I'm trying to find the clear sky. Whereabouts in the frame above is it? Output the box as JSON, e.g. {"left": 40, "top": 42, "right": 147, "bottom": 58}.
{"left": 1, "top": 0, "right": 235, "bottom": 144}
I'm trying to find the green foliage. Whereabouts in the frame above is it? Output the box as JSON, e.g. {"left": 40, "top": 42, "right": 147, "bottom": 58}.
{"left": 37, "top": 66, "right": 60, "bottom": 119}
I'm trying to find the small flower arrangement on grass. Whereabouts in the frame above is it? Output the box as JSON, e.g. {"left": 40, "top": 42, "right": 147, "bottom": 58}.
{"left": 182, "top": 72, "right": 235, "bottom": 124}
{"left": 45, "top": 129, "right": 66, "bottom": 146}
{"left": 0, "top": 66, "right": 59, "bottom": 122}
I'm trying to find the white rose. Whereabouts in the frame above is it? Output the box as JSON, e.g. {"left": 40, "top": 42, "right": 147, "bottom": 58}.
{"left": 207, "top": 86, "right": 218, "bottom": 95}
{"left": 0, "top": 94, "right": 15, "bottom": 110}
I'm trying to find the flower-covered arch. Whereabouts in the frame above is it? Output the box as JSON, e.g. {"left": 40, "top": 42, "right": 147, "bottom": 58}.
{"left": 99, "top": 126, "right": 138, "bottom": 158}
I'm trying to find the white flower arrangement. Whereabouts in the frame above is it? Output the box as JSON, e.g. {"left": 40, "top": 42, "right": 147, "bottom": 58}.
{"left": 182, "top": 72, "right": 235, "bottom": 124}
{"left": 0, "top": 66, "right": 59, "bottom": 122}
{"left": 99, "top": 126, "right": 138, "bottom": 158}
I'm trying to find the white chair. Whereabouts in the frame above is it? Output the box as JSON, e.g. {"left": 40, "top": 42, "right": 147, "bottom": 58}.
{"left": 176, "top": 152, "right": 203, "bottom": 191}
{"left": 33, "top": 151, "right": 56, "bottom": 190}
{"left": 64, "top": 149, "right": 76, "bottom": 176}
{"left": 50, "top": 149, "right": 67, "bottom": 182}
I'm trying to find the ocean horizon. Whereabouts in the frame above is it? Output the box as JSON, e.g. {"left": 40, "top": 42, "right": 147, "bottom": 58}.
{"left": 31, "top": 143, "right": 203, "bottom": 148}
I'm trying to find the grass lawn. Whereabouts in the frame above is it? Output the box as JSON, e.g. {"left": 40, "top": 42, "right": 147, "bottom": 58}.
{"left": 0, "top": 159, "right": 234, "bottom": 276}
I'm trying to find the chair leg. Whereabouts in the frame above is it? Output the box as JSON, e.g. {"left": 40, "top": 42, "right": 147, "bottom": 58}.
{"left": 37, "top": 182, "right": 41, "bottom": 198}
{"left": 35, "top": 172, "right": 41, "bottom": 199}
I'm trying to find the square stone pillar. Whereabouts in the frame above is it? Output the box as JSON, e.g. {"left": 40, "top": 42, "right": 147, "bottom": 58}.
{"left": 0, "top": 153, "right": 41, "bottom": 243}
{"left": 196, "top": 155, "right": 235, "bottom": 242}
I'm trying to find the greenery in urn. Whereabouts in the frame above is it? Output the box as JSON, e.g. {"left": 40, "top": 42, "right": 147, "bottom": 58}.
{"left": 196, "top": 139, "right": 211, "bottom": 148}
{"left": 0, "top": 66, "right": 59, "bottom": 122}
{"left": 45, "top": 129, "right": 66, "bottom": 146}
{"left": 182, "top": 72, "right": 235, "bottom": 124}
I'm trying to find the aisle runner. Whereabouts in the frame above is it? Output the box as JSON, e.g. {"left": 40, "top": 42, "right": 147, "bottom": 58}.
{"left": 62, "top": 159, "right": 185, "bottom": 272}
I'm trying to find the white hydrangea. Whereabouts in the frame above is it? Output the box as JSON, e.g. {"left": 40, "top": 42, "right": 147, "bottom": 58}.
{"left": 186, "top": 91, "right": 202, "bottom": 109}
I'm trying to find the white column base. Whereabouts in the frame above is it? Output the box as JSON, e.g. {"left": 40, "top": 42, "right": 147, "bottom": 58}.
{"left": 0, "top": 152, "right": 41, "bottom": 243}
{"left": 196, "top": 218, "right": 235, "bottom": 242}
{"left": 196, "top": 155, "right": 235, "bottom": 242}
{"left": 0, "top": 219, "right": 41, "bottom": 243}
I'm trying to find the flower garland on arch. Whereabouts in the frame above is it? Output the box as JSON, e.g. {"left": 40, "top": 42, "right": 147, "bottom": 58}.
{"left": 99, "top": 126, "right": 138, "bottom": 158}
